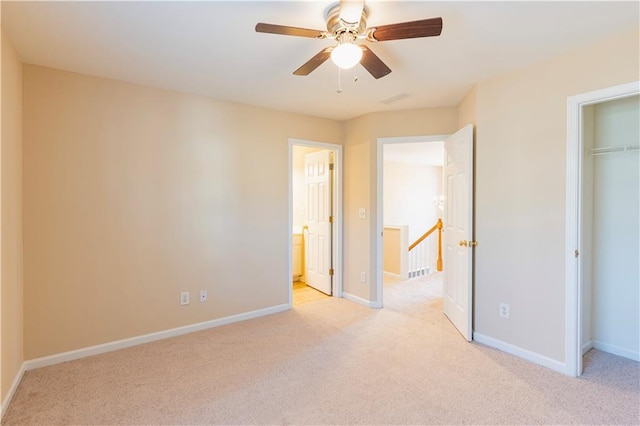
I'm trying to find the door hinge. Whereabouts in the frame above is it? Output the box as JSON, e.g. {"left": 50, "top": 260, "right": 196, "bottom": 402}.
{"left": 329, "top": 268, "right": 334, "bottom": 276}
{"left": 329, "top": 163, "right": 334, "bottom": 171}
{"left": 574, "top": 249, "right": 579, "bottom": 258}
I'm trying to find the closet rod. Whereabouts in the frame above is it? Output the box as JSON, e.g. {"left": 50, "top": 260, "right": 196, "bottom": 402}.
{"left": 589, "top": 145, "right": 640, "bottom": 156}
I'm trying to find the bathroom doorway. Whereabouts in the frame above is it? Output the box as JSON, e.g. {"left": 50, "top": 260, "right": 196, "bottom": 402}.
{"left": 289, "top": 139, "right": 343, "bottom": 307}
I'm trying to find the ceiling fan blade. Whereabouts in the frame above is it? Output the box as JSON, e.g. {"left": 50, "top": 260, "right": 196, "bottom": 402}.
{"left": 255, "top": 23, "right": 326, "bottom": 39}
{"left": 293, "top": 47, "right": 333, "bottom": 76}
{"left": 360, "top": 46, "right": 391, "bottom": 79}
{"left": 368, "top": 17, "right": 443, "bottom": 41}
{"left": 339, "top": 0, "right": 365, "bottom": 26}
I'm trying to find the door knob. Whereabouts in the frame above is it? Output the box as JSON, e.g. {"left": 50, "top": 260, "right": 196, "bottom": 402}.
{"left": 470, "top": 241, "right": 478, "bottom": 247}
{"left": 459, "top": 240, "right": 468, "bottom": 247}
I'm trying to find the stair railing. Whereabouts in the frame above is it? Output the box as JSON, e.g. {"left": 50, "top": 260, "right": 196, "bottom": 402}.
{"left": 407, "top": 219, "right": 443, "bottom": 278}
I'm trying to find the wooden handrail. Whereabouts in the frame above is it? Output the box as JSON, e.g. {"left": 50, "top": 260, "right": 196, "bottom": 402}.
{"left": 408, "top": 218, "right": 443, "bottom": 272}
{"left": 408, "top": 219, "right": 442, "bottom": 251}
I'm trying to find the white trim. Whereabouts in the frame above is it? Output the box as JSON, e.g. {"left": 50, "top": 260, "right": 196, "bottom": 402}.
{"left": 375, "top": 134, "right": 450, "bottom": 309}
{"left": 582, "top": 340, "right": 594, "bottom": 355}
{"left": 24, "top": 304, "right": 289, "bottom": 371}
{"left": 1, "top": 364, "right": 25, "bottom": 420}
{"left": 288, "top": 139, "right": 344, "bottom": 306}
{"left": 473, "top": 332, "right": 566, "bottom": 375}
{"left": 592, "top": 341, "right": 640, "bottom": 362}
{"left": 343, "top": 292, "right": 381, "bottom": 309}
{"left": 288, "top": 141, "right": 294, "bottom": 307}
{"left": 565, "top": 80, "right": 640, "bottom": 377}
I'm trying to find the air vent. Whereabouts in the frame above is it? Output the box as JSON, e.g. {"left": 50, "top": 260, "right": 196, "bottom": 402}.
{"left": 380, "top": 93, "right": 410, "bottom": 105}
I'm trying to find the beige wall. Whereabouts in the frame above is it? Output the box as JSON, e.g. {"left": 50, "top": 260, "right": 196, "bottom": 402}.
{"left": 473, "top": 30, "right": 640, "bottom": 362}
{"left": 22, "top": 65, "right": 342, "bottom": 359}
{"left": 343, "top": 108, "right": 459, "bottom": 302}
{"left": 343, "top": 114, "right": 372, "bottom": 301}
{"left": 458, "top": 85, "right": 477, "bottom": 129}
{"left": 382, "top": 227, "right": 401, "bottom": 275}
{"left": 1, "top": 30, "right": 24, "bottom": 401}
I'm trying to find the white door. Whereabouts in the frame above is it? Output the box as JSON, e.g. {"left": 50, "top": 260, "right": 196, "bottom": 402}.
{"left": 305, "top": 150, "right": 333, "bottom": 295}
{"left": 443, "top": 124, "right": 474, "bottom": 341}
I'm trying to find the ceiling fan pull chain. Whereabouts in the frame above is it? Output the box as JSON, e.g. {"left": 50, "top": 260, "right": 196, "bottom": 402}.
{"left": 337, "top": 67, "right": 343, "bottom": 93}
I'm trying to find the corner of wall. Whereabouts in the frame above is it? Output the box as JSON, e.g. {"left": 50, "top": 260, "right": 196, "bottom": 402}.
{"left": 1, "top": 28, "right": 25, "bottom": 412}
{"left": 0, "top": 25, "right": 4, "bottom": 418}
{"left": 457, "top": 85, "right": 478, "bottom": 129}
{"left": 342, "top": 114, "right": 374, "bottom": 302}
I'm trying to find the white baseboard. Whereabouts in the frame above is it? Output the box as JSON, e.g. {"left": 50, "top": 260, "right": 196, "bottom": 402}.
{"left": 24, "top": 304, "right": 290, "bottom": 371}
{"left": 1, "top": 363, "right": 25, "bottom": 420}
{"left": 473, "top": 332, "right": 566, "bottom": 374}
{"left": 582, "top": 340, "right": 594, "bottom": 355}
{"left": 592, "top": 340, "right": 640, "bottom": 361}
{"left": 343, "top": 292, "right": 381, "bottom": 309}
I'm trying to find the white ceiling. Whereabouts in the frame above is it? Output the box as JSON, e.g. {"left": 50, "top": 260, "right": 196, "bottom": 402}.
{"left": 2, "top": 1, "right": 638, "bottom": 121}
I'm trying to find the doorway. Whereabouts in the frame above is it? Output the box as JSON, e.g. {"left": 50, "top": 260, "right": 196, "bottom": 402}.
{"left": 376, "top": 126, "right": 475, "bottom": 340}
{"left": 289, "top": 139, "right": 343, "bottom": 307}
{"left": 382, "top": 141, "right": 444, "bottom": 282}
{"left": 565, "top": 81, "right": 640, "bottom": 377}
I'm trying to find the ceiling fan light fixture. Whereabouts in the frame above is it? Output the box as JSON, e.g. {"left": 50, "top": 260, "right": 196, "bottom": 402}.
{"left": 331, "top": 41, "right": 362, "bottom": 69}
{"left": 255, "top": 1, "right": 444, "bottom": 79}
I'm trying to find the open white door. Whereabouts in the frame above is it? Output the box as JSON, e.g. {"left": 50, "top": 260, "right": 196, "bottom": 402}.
{"left": 305, "top": 150, "right": 333, "bottom": 295}
{"left": 443, "top": 124, "right": 474, "bottom": 341}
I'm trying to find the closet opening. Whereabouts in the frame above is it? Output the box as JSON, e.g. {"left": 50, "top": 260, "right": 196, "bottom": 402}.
{"left": 566, "top": 81, "right": 639, "bottom": 377}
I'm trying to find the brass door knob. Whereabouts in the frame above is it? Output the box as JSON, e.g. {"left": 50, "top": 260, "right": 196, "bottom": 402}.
{"left": 459, "top": 240, "right": 468, "bottom": 247}
{"left": 470, "top": 241, "right": 478, "bottom": 247}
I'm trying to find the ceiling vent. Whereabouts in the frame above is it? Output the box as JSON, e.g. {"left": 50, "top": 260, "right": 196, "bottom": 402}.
{"left": 380, "top": 93, "right": 410, "bottom": 105}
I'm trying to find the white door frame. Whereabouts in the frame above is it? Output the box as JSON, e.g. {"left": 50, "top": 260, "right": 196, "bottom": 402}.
{"left": 289, "top": 138, "right": 343, "bottom": 307}
{"left": 375, "top": 134, "right": 450, "bottom": 308}
{"left": 565, "top": 80, "right": 639, "bottom": 377}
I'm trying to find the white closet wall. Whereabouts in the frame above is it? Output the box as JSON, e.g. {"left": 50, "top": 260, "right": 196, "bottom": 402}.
{"left": 583, "top": 95, "right": 639, "bottom": 361}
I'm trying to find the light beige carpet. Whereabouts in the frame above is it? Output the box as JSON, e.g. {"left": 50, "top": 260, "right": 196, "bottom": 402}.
{"left": 3, "top": 273, "right": 639, "bottom": 425}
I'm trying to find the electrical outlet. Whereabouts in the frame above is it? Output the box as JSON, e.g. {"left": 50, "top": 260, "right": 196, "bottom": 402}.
{"left": 199, "top": 290, "right": 208, "bottom": 303}
{"left": 180, "top": 291, "right": 190, "bottom": 306}
{"left": 360, "top": 271, "right": 366, "bottom": 282}
{"left": 499, "top": 303, "right": 510, "bottom": 319}
{"left": 358, "top": 208, "right": 367, "bottom": 219}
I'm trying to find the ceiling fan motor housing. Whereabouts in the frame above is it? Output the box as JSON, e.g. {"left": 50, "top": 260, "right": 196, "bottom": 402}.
{"left": 325, "top": 3, "right": 368, "bottom": 37}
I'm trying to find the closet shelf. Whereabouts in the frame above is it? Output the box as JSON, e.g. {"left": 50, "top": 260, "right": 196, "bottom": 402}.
{"left": 589, "top": 145, "right": 640, "bottom": 156}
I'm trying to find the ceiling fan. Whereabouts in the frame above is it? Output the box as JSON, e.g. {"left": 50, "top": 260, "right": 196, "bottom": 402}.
{"left": 255, "top": 0, "right": 443, "bottom": 79}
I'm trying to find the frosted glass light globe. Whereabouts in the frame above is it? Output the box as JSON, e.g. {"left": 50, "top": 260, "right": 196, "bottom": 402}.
{"left": 331, "top": 42, "right": 363, "bottom": 69}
